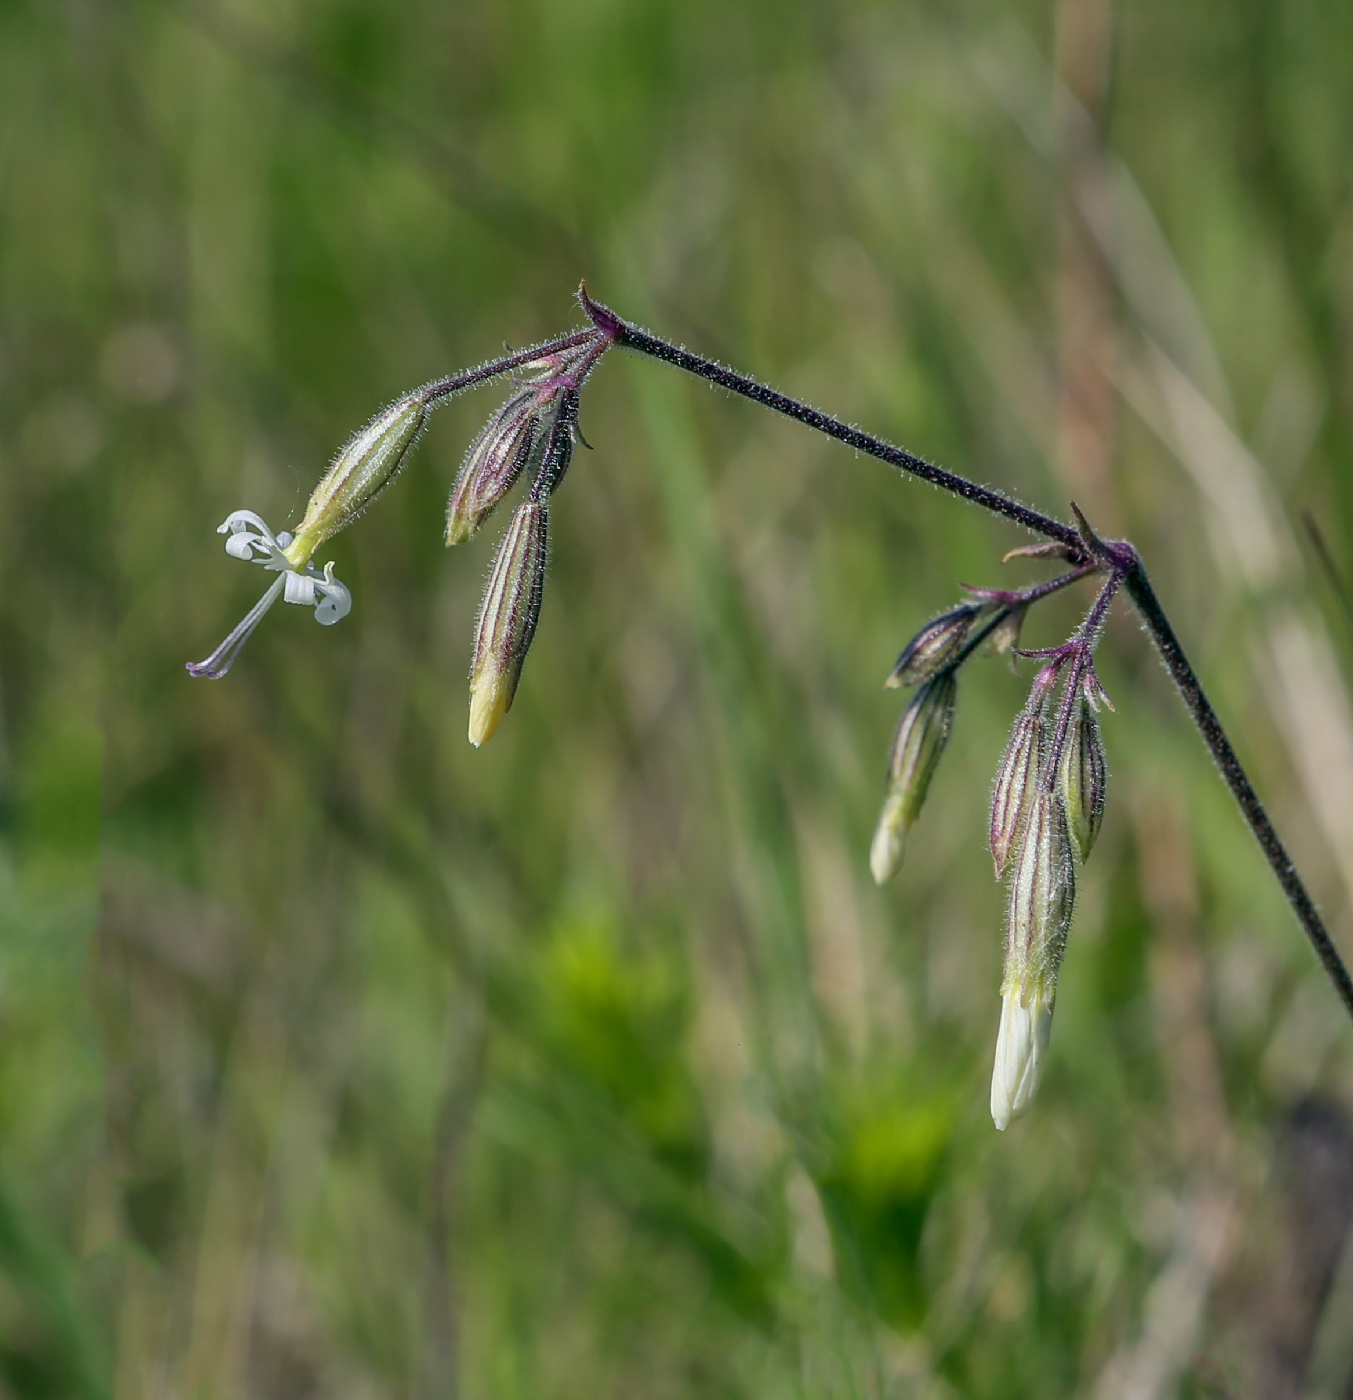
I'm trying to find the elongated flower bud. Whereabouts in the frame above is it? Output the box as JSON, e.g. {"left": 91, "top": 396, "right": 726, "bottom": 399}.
{"left": 870, "top": 671, "right": 957, "bottom": 883}
{"left": 991, "top": 789, "right": 1074, "bottom": 1129}
{"left": 1004, "top": 789, "right": 1074, "bottom": 998}
{"left": 446, "top": 387, "right": 540, "bottom": 545}
{"left": 989, "top": 670, "right": 1055, "bottom": 879}
{"left": 1058, "top": 693, "right": 1107, "bottom": 861}
{"left": 468, "top": 500, "right": 549, "bottom": 747}
{"left": 886, "top": 603, "right": 983, "bottom": 687}
{"left": 529, "top": 389, "right": 579, "bottom": 500}
{"left": 284, "top": 388, "right": 432, "bottom": 566}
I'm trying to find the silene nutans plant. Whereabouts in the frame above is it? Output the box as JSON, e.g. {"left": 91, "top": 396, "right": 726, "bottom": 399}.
{"left": 189, "top": 284, "right": 1353, "bottom": 1130}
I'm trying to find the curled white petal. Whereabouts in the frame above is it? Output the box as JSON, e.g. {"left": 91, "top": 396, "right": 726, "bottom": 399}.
{"left": 218, "top": 509, "right": 275, "bottom": 539}
{"left": 278, "top": 560, "right": 351, "bottom": 625}
{"left": 225, "top": 531, "right": 262, "bottom": 560}
{"left": 217, "top": 510, "right": 293, "bottom": 568}
{"left": 189, "top": 511, "right": 354, "bottom": 679}
{"left": 311, "top": 563, "right": 351, "bottom": 625}
{"left": 283, "top": 572, "right": 318, "bottom": 605}
{"left": 990, "top": 985, "right": 1054, "bottom": 1131}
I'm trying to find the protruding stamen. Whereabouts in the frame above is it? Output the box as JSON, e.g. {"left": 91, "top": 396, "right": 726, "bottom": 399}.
{"left": 186, "top": 575, "right": 286, "bottom": 680}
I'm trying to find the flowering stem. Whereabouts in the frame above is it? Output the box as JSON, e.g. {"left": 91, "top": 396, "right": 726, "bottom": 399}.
{"left": 579, "top": 290, "right": 1353, "bottom": 1026}
{"left": 424, "top": 328, "right": 604, "bottom": 407}
{"left": 1041, "top": 570, "right": 1123, "bottom": 790}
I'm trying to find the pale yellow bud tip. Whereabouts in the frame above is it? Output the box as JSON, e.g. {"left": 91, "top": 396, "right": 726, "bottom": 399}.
{"left": 869, "top": 794, "right": 907, "bottom": 884}
{"left": 467, "top": 663, "right": 511, "bottom": 747}
{"left": 990, "top": 983, "right": 1054, "bottom": 1130}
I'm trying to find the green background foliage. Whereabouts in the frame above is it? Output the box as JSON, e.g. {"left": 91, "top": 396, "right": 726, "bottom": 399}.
{"left": 3, "top": 0, "right": 1353, "bottom": 1394}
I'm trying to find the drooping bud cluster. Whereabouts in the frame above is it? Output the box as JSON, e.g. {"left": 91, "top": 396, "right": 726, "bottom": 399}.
{"left": 870, "top": 592, "right": 1023, "bottom": 882}
{"left": 987, "top": 654, "right": 1112, "bottom": 1130}
{"left": 445, "top": 345, "right": 592, "bottom": 546}
{"left": 187, "top": 314, "right": 612, "bottom": 693}
{"left": 463, "top": 383, "right": 584, "bottom": 745}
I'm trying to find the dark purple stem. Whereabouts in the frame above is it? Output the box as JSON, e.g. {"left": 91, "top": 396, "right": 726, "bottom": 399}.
{"left": 579, "top": 288, "right": 1085, "bottom": 554}
{"left": 1125, "top": 562, "right": 1353, "bottom": 1020}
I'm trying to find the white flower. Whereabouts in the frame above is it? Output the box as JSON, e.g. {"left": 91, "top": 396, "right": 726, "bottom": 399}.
{"left": 186, "top": 511, "right": 351, "bottom": 679}
{"left": 989, "top": 980, "right": 1054, "bottom": 1131}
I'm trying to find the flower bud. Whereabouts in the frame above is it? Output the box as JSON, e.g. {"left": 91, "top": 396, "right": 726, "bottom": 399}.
{"left": 284, "top": 388, "right": 431, "bottom": 566}
{"left": 990, "top": 982, "right": 1054, "bottom": 1131}
{"left": 886, "top": 604, "right": 983, "bottom": 688}
{"left": 870, "top": 671, "right": 957, "bottom": 883}
{"left": 989, "top": 672, "right": 1054, "bottom": 879}
{"left": 1004, "top": 789, "right": 1075, "bottom": 992}
{"left": 468, "top": 499, "right": 549, "bottom": 747}
{"left": 529, "top": 389, "right": 579, "bottom": 499}
{"left": 1058, "top": 693, "right": 1107, "bottom": 861}
{"left": 445, "top": 387, "right": 540, "bottom": 545}
{"left": 991, "top": 788, "right": 1075, "bottom": 1127}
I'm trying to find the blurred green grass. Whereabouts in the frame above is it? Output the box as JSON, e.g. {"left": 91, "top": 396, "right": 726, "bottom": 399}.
{"left": 4, "top": 0, "right": 1353, "bottom": 1394}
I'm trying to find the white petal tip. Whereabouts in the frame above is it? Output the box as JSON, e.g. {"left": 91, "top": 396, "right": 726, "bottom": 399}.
{"left": 990, "top": 987, "right": 1053, "bottom": 1131}
{"left": 869, "top": 807, "right": 905, "bottom": 884}
{"left": 467, "top": 678, "right": 507, "bottom": 748}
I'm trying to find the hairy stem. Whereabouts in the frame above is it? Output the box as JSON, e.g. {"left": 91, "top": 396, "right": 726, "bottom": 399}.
{"left": 581, "top": 289, "right": 1084, "bottom": 552}
{"left": 1124, "top": 564, "right": 1353, "bottom": 1020}
{"left": 581, "top": 290, "right": 1353, "bottom": 1025}
{"left": 425, "top": 328, "right": 602, "bottom": 406}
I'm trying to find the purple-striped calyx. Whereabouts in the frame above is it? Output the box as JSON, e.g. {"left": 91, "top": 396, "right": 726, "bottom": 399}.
{"left": 286, "top": 387, "right": 433, "bottom": 564}
{"left": 989, "top": 666, "right": 1056, "bottom": 878}
{"left": 468, "top": 499, "right": 550, "bottom": 747}
{"left": 1058, "top": 688, "right": 1108, "bottom": 862}
{"left": 870, "top": 671, "right": 957, "bottom": 883}
{"left": 990, "top": 788, "right": 1075, "bottom": 1130}
{"left": 446, "top": 348, "right": 591, "bottom": 545}
{"left": 886, "top": 602, "right": 984, "bottom": 687}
